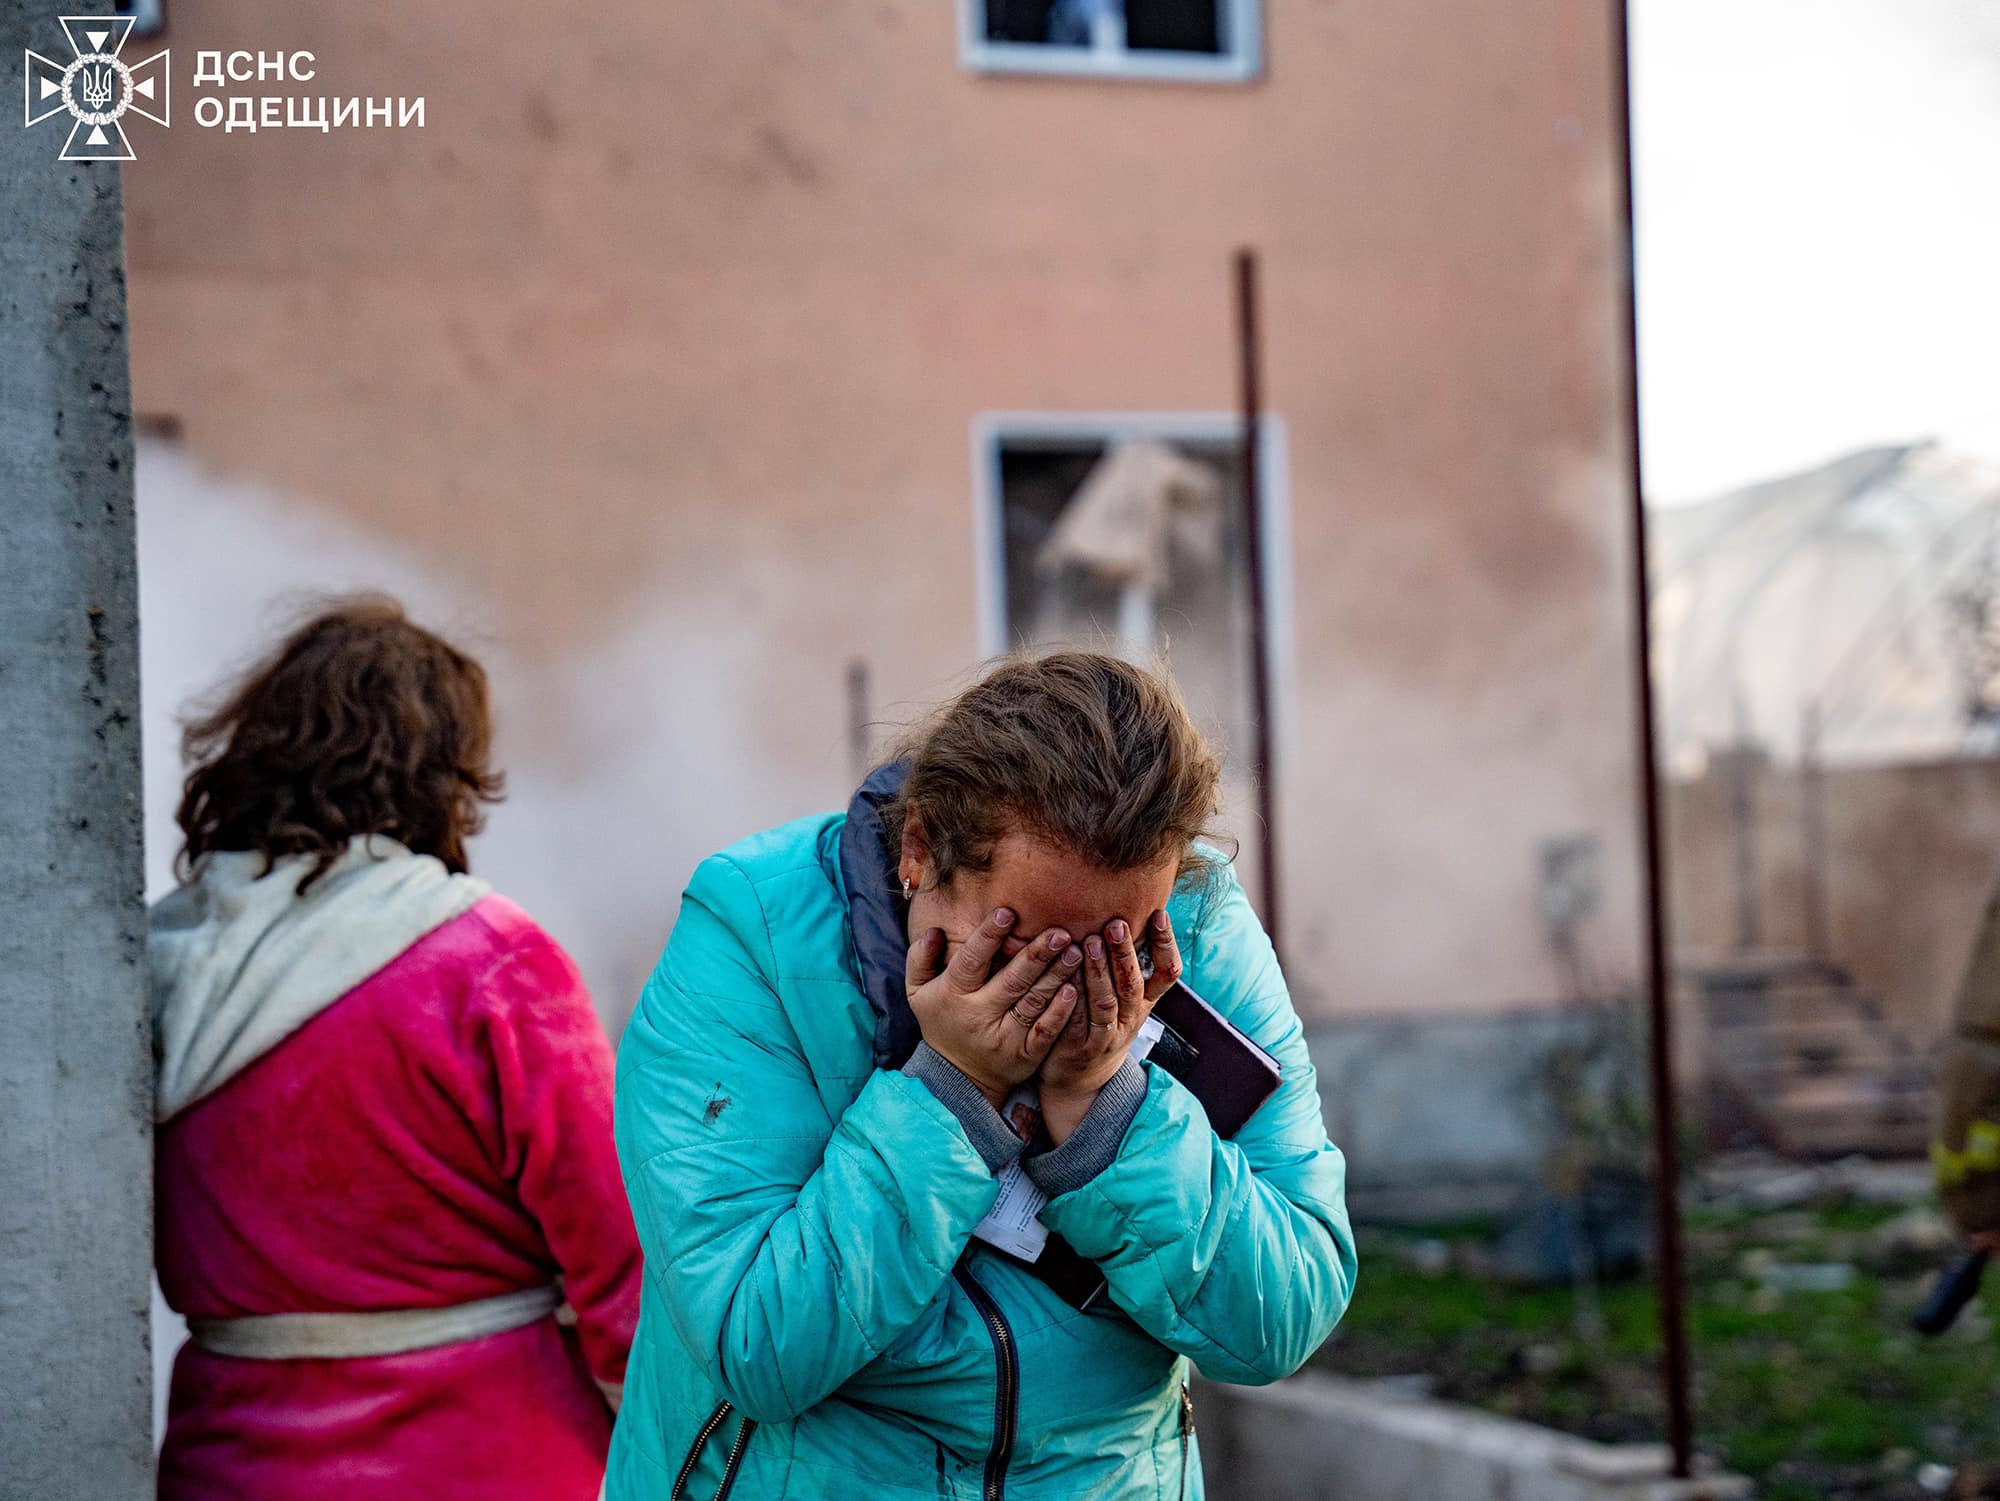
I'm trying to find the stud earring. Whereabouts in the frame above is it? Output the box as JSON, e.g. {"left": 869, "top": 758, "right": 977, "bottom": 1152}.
{"left": 901, "top": 876, "right": 913, "bottom": 900}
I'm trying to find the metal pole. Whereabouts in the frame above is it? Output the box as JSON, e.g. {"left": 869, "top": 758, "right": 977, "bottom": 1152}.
{"left": 1234, "top": 248, "right": 1281, "bottom": 962}
{"left": 1605, "top": 0, "right": 1697, "bottom": 1479}
{"left": 846, "top": 658, "right": 872, "bottom": 784}
{"left": 1728, "top": 690, "right": 1760, "bottom": 955}
{"left": 1800, "top": 702, "right": 1830, "bottom": 963}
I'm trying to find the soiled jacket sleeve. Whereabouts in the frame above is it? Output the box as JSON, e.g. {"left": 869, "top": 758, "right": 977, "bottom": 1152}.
{"left": 1936, "top": 886, "right": 2000, "bottom": 1238}
{"left": 614, "top": 854, "right": 1005, "bottom": 1423}
{"left": 471, "top": 928, "right": 642, "bottom": 1391}
{"left": 1039, "top": 867, "right": 1356, "bottom": 1385}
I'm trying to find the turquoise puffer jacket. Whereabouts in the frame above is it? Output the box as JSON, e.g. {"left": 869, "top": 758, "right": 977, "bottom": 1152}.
{"left": 609, "top": 786, "right": 1355, "bottom": 1500}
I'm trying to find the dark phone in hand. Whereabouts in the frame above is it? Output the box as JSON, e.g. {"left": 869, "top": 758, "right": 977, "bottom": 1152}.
{"left": 1145, "top": 978, "right": 1283, "bottom": 1138}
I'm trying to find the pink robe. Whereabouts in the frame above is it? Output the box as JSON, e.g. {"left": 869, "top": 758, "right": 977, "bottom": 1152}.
{"left": 156, "top": 895, "right": 641, "bottom": 1501}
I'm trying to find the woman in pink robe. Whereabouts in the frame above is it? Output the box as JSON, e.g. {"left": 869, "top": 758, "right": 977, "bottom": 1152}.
{"left": 151, "top": 598, "right": 640, "bottom": 1501}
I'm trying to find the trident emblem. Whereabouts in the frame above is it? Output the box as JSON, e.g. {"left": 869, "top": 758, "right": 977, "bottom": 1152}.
{"left": 23, "top": 15, "right": 170, "bottom": 162}
{"left": 78, "top": 60, "right": 115, "bottom": 111}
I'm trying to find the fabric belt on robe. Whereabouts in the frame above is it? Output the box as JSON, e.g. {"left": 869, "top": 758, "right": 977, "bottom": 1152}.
{"left": 186, "top": 1283, "right": 563, "bottom": 1361}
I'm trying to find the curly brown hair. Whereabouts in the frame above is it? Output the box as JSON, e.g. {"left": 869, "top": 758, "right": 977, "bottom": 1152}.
{"left": 174, "top": 596, "right": 504, "bottom": 893}
{"left": 881, "top": 651, "right": 1228, "bottom": 892}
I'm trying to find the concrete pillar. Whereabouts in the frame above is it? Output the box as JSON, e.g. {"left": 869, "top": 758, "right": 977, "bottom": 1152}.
{"left": 0, "top": 0, "right": 153, "bottom": 1492}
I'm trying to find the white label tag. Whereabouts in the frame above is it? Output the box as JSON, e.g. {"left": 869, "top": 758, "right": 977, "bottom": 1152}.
{"left": 969, "top": 1018, "right": 1167, "bottom": 1261}
{"left": 976, "top": 1155, "right": 1051, "bottom": 1260}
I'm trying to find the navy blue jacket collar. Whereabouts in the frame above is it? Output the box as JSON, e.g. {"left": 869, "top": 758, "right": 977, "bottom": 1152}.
{"left": 840, "top": 761, "right": 921, "bottom": 1069}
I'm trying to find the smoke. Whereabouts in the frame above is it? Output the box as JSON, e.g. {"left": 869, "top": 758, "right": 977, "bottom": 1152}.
{"left": 137, "top": 438, "right": 836, "bottom": 1038}
{"left": 138, "top": 437, "right": 856, "bottom": 1440}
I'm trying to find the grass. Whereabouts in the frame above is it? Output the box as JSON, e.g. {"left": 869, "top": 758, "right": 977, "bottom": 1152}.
{"left": 1314, "top": 1203, "right": 2000, "bottom": 1499}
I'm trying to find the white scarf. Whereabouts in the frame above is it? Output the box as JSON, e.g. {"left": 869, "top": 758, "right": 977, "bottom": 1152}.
{"left": 151, "top": 835, "right": 489, "bottom": 1122}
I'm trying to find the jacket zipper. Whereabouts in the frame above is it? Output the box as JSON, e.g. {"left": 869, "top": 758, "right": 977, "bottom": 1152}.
{"left": 671, "top": 1400, "right": 756, "bottom": 1501}
{"left": 1178, "top": 1381, "right": 1195, "bottom": 1498}
{"left": 954, "top": 1264, "right": 1019, "bottom": 1501}
{"left": 714, "top": 1411, "right": 756, "bottom": 1500}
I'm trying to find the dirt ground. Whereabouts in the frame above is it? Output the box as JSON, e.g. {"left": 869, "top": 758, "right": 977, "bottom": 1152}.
{"left": 1316, "top": 1165, "right": 2000, "bottom": 1500}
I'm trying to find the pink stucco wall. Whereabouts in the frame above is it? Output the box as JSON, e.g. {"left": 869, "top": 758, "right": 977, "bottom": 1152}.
{"left": 124, "top": 0, "right": 1642, "bottom": 1027}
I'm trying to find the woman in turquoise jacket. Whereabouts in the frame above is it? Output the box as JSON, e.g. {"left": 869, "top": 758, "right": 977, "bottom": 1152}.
{"left": 610, "top": 653, "right": 1355, "bottom": 1499}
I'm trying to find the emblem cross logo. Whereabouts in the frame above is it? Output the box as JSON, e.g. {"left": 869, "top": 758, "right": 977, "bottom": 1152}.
{"left": 24, "top": 14, "right": 169, "bottom": 162}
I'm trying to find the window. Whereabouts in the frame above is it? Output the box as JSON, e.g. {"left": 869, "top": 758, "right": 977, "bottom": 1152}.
{"left": 115, "top": 0, "right": 167, "bottom": 37}
{"left": 961, "top": 0, "right": 1261, "bottom": 83}
{"left": 972, "top": 413, "right": 1289, "bottom": 784}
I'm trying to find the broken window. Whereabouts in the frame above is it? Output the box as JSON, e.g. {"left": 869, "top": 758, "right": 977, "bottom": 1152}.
{"left": 979, "top": 420, "right": 1280, "bottom": 787}
{"left": 966, "top": 0, "right": 1258, "bottom": 81}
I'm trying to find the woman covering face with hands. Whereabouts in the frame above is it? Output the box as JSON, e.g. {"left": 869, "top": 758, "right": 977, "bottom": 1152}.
{"left": 1041, "top": 909, "right": 1183, "bottom": 1141}
{"left": 610, "top": 652, "right": 1355, "bottom": 1501}
{"left": 903, "top": 896, "right": 1184, "bottom": 1149}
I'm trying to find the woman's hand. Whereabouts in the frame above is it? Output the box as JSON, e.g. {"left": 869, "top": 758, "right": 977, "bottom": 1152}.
{"left": 906, "top": 907, "right": 1084, "bottom": 1109}
{"left": 1038, "top": 909, "right": 1182, "bottom": 1144}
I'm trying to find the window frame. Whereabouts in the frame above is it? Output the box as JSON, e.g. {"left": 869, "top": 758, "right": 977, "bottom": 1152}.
{"left": 968, "top": 411, "right": 1295, "bottom": 776}
{"left": 957, "top": 0, "right": 1264, "bottom": 85}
